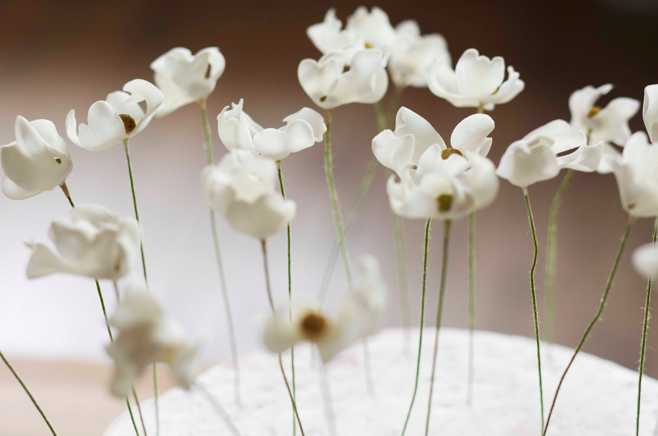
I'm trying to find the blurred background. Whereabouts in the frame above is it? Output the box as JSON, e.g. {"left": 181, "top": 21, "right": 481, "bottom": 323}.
{"left": 1, "top": 0, "right": 657, "bottom": 434}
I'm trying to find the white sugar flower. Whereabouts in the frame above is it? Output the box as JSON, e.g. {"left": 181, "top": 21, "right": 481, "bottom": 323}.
{"left": 346, "top": 6, "right": 398, "bottom": 49}
{"left": 427, "top": 48, "right": 524, "bottom": 111}
{"left": 298, "top": 49, "right": 389, "bottom": 110}
{"left": 569, "top": 84, "right": 640, "bottom": 147}
{"left": 643, "top": 84, "right": 658, "bottom": 144}
{"left": 496, "top": 120, "right": 603, "bottom": 188}
{"left": 263, "top": 255, "right": 387, "bottom": 362}
{"left": 633, "top": 243, "right": 658, "bottom": 279}
{"left": 107, "top": 282, "right": 198, "bottom": 397}
{"left": 388, "top": 20, "right": 450, "bottom": 88}
{"left": 1, "top": 116, "right": 73, "bottom": 200}
{"left": 67, "top": 79, "right": 164, "bottom": 151}
{"left": 151, "top": 47, "right": 226, "bottom": 117}
{"left": 609, "top": 132, "right": 658, "bottom": 217}
{"left": 217, "top": 99, "right": 326, "bottom": 160}
{"left": 307, "top": 9, "right": 365, "bottom": 63}
{"left": 26, "top": 204, "right": 141, "bottom": 281}
{"left": 203, "top": 150, "right": 296, "bottom": 238}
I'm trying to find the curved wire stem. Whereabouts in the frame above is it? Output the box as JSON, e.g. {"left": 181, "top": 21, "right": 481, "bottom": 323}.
{"left": 543, "top": 215, "right": 635, "bottom": 435}
{"left": 194, "top": 383, "right": 242, "bottom": 436}
{"left": 400, "top": 218, "right": 431, "bottom": 436}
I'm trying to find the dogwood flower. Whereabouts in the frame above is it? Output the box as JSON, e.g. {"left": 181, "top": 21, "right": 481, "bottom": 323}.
{"left": 66, "top": 79, "right": 164, "bottom": 151}
{"left": 569, "top": 84, "right": 640, "bottom": 146}
{"left": 217, "top": 99, "right": 326, "bottom": 160}
{"left": 26, "top": 204, "right": 141, "bottom": 281}
{"left": 298, "top": 49, "right": 389, "bottom": 110}
{"left": 307, "top": 9, "right": 365, "bottom": 63}
{"left": 1, "top": 116, "right": 73, "bottom": 200}
{"left": 644, "top": 84, "right": 658, "bottom": 144}
{"left": 203, "top": 150, "right": 296, "bottom": 238}
{"left": 106, "top": 281, "right": 199, "bottom": 397}
{"left": 263, "top": 255, "right": 386, "bottom": 362}
{"left": 427, "top": 48, "right": 524, "bottom": 111}
{"left": 346, "top": 6, "right": 398, "bottom": 49}
{"left": 609, "top": 132, "right": 658, "bottom": 217}
{"left": 150, "top": 47, "right": 226, "bottom": 117}
{"left": 633, "top": 243, "right": 658, "bottom": 279}
{"left": 496, "top": 120, "right": 603, "bottom": 188}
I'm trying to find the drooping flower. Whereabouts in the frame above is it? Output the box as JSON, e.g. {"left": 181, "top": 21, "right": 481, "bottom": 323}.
{"left": 633, "top": 243, "right": 658, "bottom": 279}
{"left": 263, "top": 255, "right": 387, "bottom": 362}
{"left": 66, "top": 79, "right": 164, "bottom": 151}
{"left": 150, "top": 47, "right": 226, "bottom": 117}
{"left": 307, "top": 9, "right": 365, "bottom": 63}
{"left": 1, "top": 116, "right": 73, "bottom": 200}
{"left": 217, "top": 99, "right": 326, "bottom": 160}
{"left": 345, "top": 6, "right": 398, "bottom": 49}
{"left": 643, "top": 84, "right": 658, "bottom": 144}
{"left": 203, "top": 150, "right": 296, "bottom": 238}
{"left": 298, "top": 49, "right": 389, "bottom": 110}
{"left": 496, "top": 120, "right": 603, "bottom": 188}
{"left": 569, "top": 84, "right": 640, "bottom": 146}
{"left": 106, "top": 281, "right": 199, "bottom": 397}
{"left": 26, "top": 204, "right": 141, "bottom": 281}
{"left": 427, "top": 48, "right": 524, "bottom": 111}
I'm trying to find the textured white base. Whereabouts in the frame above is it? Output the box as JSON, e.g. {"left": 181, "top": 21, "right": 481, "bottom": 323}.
{"left": 105, "top": 328, "right": 658, "bottom": 436}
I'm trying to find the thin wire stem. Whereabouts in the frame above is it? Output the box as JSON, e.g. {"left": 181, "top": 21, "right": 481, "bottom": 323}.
{"left": 467, "top": 212, "right": 476, "bottom": 405}
{"left": 133, "top": 387, "right": 148, "bottom": 436}
{"left": 194, "top": 383, "right": 242, "bottom": 436}
{"left": 319, "top": 364, "right": 337, "bottom": 436}
{"left": 400, "top": 218, "right": 431, "bottom": 436}
{"left": 543, "top": 215, "right": 635, "bottom": 435}
{"left": 199, "top": 99, "right": 240, "bottom": 404}
{"left": 637, "top": 219, "right": 658, "bottom": 436}
{"left": 523, "top": 188, "right": 545, "bottom": 433}
{"left": 424, "top": 220, "right": 452, "bottom": 435}
{"left": 545, "top": 169, "right": 575, "bottom": 346}
{"left": 0, "top": 350, "right": 58, "bottom": 435}
{"left": 386, "top": 86, "right": 405, "bottom": 127}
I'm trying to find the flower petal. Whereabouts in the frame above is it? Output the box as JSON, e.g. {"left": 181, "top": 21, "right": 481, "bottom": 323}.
{"left": 455, "top": 49, "right": 504, "bottom": 100}
{"left": 643, "top": 84, "right": 658, "bottom": 143}
{"left": 450, "top": 114, "right": 494, "bottom": 156}
{"left": 252, "top": 119, "right": 316, "bottom": 161}
{"left": 496, "top": 140, "right": 560, "bottom": 187}
{"left": 282, "top": 107, "right": 326, "bottom": 142}
{"left": 633, "top": 243, "right": 658, "bottom": 279}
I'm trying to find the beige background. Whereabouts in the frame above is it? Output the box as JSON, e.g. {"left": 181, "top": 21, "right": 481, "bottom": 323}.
{"left": 1, "top": 0, "right": 658, "bottom": 434}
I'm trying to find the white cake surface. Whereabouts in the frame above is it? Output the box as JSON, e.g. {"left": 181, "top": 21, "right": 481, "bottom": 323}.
{"left": 104, "top": 328, "right": 658, "bottom": 436}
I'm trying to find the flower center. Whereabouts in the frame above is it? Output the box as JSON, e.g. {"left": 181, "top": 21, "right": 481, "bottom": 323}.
{"left": 301, "top": 312, "right": 327, "bottom": 339}
{"left": 441, "top": 148, "right": 463, "bottom": 160}
{"left": 437, "top": 194, "right": 453, "bottom": 212}
{"left": 587, "top": 106, "right": 602, "bottom": 118}
{"left": 205, "top": 63, "right": 211, "bottom": 79}
{"left": 119, "top": 114, "right": 136, "bottom": 134}
{"left": 319, "top": 96, "right": 328, "bottom": 102}
{"left": 365, "top": 42, "right": 373, "bottom": 49}
{"left": 55, "top": 158, "right": 62, "bottom": 164}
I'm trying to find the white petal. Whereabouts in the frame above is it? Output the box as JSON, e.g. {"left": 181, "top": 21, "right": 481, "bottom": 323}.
{"left": 123, "top": 79, "right": 164, "bottom": 137}
{"left": 225, "top": 193, "right": 296, "bottom": 239}
{"left": 455, "top": 49, "right": 504, "bottom": 100}
{"left": 568, "top": 84, "right": 613, "bottom": 136}
{"left": 487, "top": 66, "right": 525, "bottom": 106}
{"left": 298, "top": 53, "right": 344, "bottom": 109}
{"left": 346, "top": 6, "right": 398, "bottom": 48}
{"left": 372, "top": 129, "right": 414, "bottom": 177}
{"left": 388, "top": 34, "right": 449, "bottom": 88}
{"left": 217, "top": 100, "right": 257, "bottom": 153}
{"left": 451, "top": 114, "right": 494, "bottom": 156}
{"left": 282, "top": 108, "right": 326, "bottom": 142}
{"left": 557, "top": 141, "right": 603, "bottom": 172}
{"left": 427, "top": 57, "right": 478, "bottom": 108}
{"left": 394, "top": 107, "right": 445, "bottom": 164}
{"left": 643, "top": 84, "right": 658, "bottom": 143}
{"left": 496, "top": 140, "right": 560, "bottom": 188}
{"left": 253, "top": 120, "right": 316, "bottom": 161}
{"left": 633, "top": 243, "right": 658, "bottom": 279}
{"left": 76, "top": 101, "right": 126, "bottom": 151}
{"left": 328, "top": 49, "right": 389, "bottom": 107}
{"left": 459, "top": 153, "right": 499, "bottom": 210}
{"left": 2, "top": 177, "right": 39, "bottom": 200}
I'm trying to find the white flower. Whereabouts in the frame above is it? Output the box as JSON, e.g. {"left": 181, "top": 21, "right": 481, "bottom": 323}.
{"left": 346, "top": 6, "right": 398, "bottom": 49}
{"left": 217, "top": 99, "right": 326, "bottom": 160}
{"left": 427, "top": 48, "right": 524, "bottom": 111}
{"left": 203, "top": 150, "right": 296, "bottom": 238}
{"left": 388, "top": 20, "right": 450, "bottom": 88}
{"left": 106, "top": 282, "right": 198, "bottom": 397}
{"left": 643, "top": 84, "right": 658, "bottom": 144}
{"left": 569, "top": 84, "right": 640, "bottom": 146}
{"left": 633, "top": 243, "right": 658, "bottom": 279}
{"left": 67, "top": 79, "right": 164, "bottom": 151}
{"left": 26, "top": 204, "right": 141, "bottom": 281}
{"left": 307, "top": 9, "right": 365, "bottom": 63}
{"left": 298, "top": 49, "right": 389, "bottom": 110}
{"left": 1, "top": 116, "right": 73, "bottom": 200}
{"left": 609, "top": 132, "right": 658, "bottom": 217}
{"left": 263, "top": 255, "right": 387, "bottom": 363}
{"left": 496, "top": 120, "right": 603, "bottom": 188}
{"left": 150, "top": 47, "right": 226, "bottom": 117}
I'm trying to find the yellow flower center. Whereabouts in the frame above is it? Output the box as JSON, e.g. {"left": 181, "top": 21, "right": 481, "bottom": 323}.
{"left": 588, "top": 106, "right": 602, "bottom": 118}
{"left": 437, "top": 194, "right": 453, "bottom": 212}
{"left": 119, "top": 114, "right": 136, "bottom": 134}
{"left": 441, "top": 148, "right": 463, "bottom": 160}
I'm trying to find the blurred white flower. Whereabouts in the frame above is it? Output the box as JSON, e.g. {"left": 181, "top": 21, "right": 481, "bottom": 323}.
{"left": 298, "top": 49, "right": 389, "bottom": 110}
{"left": 496, "top": 120, "right": 603, "bottom": 188}
{"left": 609, "top": 132, "right": 658, "bottom": 217}
{"left": 203, "top": 150, "right": 296, "bottom": 238}
{"left": 569, "top": 84, "right": 640, "bottom": 146}
{"left": 427, "top": 48, "right": 524, "bottom": 111}
{"left": 346, "top": 6, "right": 398, "bottom": 49}
{"left": 106, "top": 282, "right": 199, "bottom": 397}
{"left": 263, "top": 255, "right": 387, "bottom": 362}
{"left": 633, "top": 243, "right": 658, "bottom": 279}
{"left": 1, "top": 116, "right": 73, "bottom": 200}
{"left": 66, "top": 79, "right": 164, "bottom": 151}
{"left": 643, "top": 84, "right": 658, "bottom": 144}
{"left": 26, "top": 204, "right": 141, "bottom": 281}
{"left": 217, "top": 99, "right": 326, "bottom": 160}
{"left": 151, "top": 47, "right": 226, "bottom": 117}
{"left": 307, "top": 9, "right": 365, "bottom": 63}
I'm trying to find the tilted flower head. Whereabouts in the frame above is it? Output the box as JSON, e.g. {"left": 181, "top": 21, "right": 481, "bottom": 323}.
{"left": 346, "top": 6, "right": 398, "bottom": 49}
{"left": 106, "top": 281, "right": 199, "bottom": 397}
{"left": 203, "top": 150, "right": 296, "bottom": 238}
{"left": 26, "top": 204, "right": 141, "bottom": 281}
{"left": 307, "top": 9, "right": 365, "bottom": 63}
{"left": 66, "top": 79, "right": 164, "bottom": 151}
{"left": 569, "top": 84, "right": 640, "bottom": 146}
{"left": 633, "top": 243, "right": 658, "bottom": 279}
{"left": 427, "top": 48, "right": 524, "bottom": 111}
{"left": 298, "top": 49, "right": 389, "bottom": 110}
{"left": 151, "top": 47, "right": 226, "bottom": 117}
{"left": 263, "top": 255, "right": 387, "bottom": 363}
{"left": 609, "top": 132, "right": 658, "bottom": 217}
{"left": 643, "top": 84, "right": 658, "bottom": 144}
{"left": 1, "top": 116, "right": 73, "bottom": 200}
{"left": 217, "top": 99, "right": 326, "bottom": 160}
{"left": 496, "top": 120, "right": 603, "bottom": 188}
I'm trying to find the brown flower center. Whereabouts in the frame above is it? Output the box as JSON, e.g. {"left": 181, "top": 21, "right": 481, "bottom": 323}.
{"left": 119, "top": 114, "right": 136, "bottom": 134}
{"left": 437, "top": 194, "right": 453, "bottom": 212}
{"left": 587, "top": 106, "right": 602, "bottom": 118}
{"left": 301, "top": 312, "right": 327, "bottom": 339}
{"left": 441, "top": 148, "right": 463, "bottom": 160}
{"left": 205, "top": 63, "right": 212, "bottom": 79}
